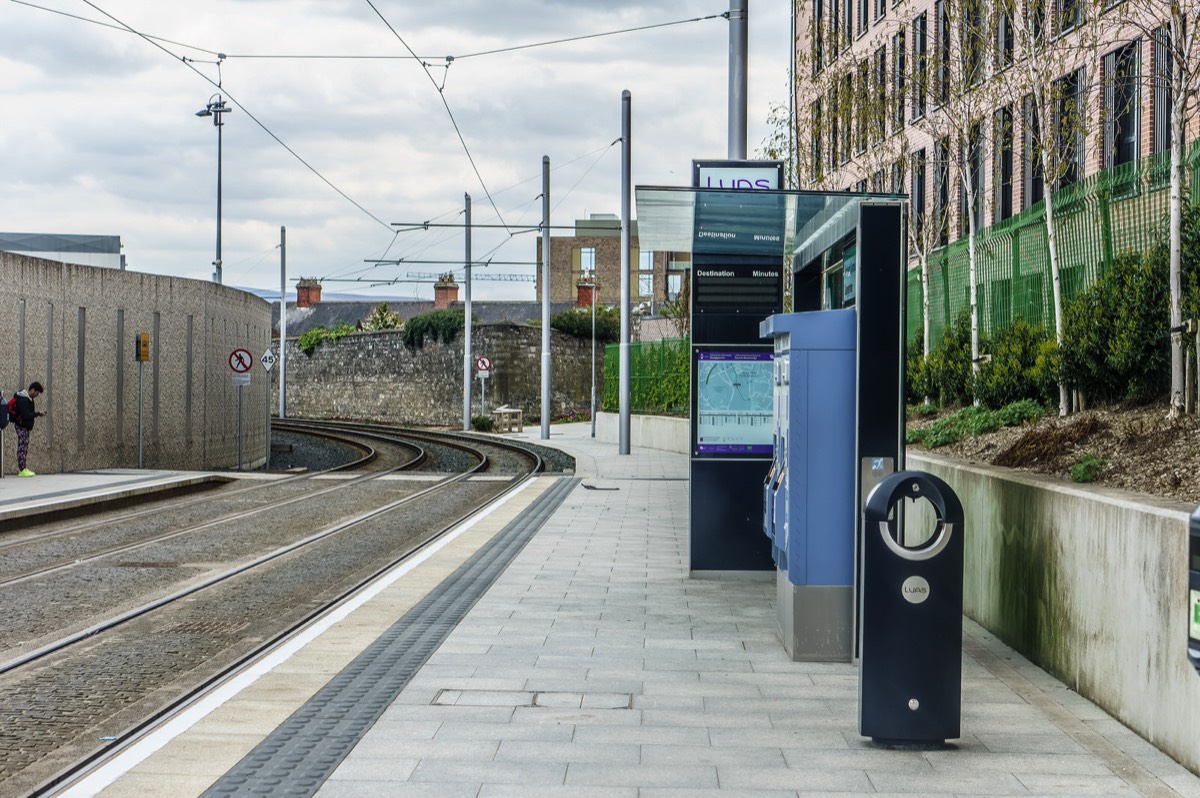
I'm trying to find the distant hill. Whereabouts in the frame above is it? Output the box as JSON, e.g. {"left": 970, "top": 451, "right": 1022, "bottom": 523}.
{"left": 236, "top": 286, "right": 422, "bottom": 303}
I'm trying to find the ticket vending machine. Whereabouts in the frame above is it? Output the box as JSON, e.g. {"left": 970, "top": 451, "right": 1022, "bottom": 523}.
{"left": 760, "top": 308, "right": 857, "bottom": 660}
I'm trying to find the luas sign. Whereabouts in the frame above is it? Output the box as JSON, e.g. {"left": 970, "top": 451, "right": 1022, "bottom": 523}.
{"left": 693, "top": 159, "right": 784, "bottom": 191}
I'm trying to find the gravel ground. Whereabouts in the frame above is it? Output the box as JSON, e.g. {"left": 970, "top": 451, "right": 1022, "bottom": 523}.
{"left": 268, "top": 430, "right": 364, "bottom": 471}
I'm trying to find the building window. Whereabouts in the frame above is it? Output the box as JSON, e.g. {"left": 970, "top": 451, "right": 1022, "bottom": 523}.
{"left": 997, "top": 1, "right": 1014, "bottom": 69}
{"left": 828, "top": 86, "right": 840, "bottom": 171}
{"left": 667, "top": 273, "right": 683, "bottom": 301}
{"left": 1059, "top": 0, "right": 1081, "bottom": 34}
{"left": 912, "top": 148, "right": 927, "bottom": 241}
{"left": 813, "top": 0, "right": 825, "bottom": 74}
{"left": 639, "top": 272, "right": 654, "bottom": 297}
{"left": 963, "top": 0, "right": 985, "bottom": 86}
{"left": 874, "top": 46, "right": 887, "bottom": 142}
{"left": 913, "top": 13, "right": 927, "bottom": 120}
{"left": 841, "top": 72, "right": 854, "bottom": 163}
{"left": 995, "top": 105, "right": 1014, "bottom": 221}
{"left": 1055, "top": 68, "right": 1085, "bottom": 188}
{"left": 1030, "top": 0, "right": 1045, "bottom": 42}
{"left": 875, "top": 0, "right": 886, "bottom": 21}
{"left": 935, "top": 0, "right": 950, "bottom": 106}
{"left": 579, "top": 247, "right": 596, "bottom": 277}
{"left": 842, "top": 0, "right": 853, "bottom": 49}
{"left": 858, "top": 0, "right": 869, "bottom": 36}
{"left": 855, "top": 179, "right": 867, "bottom": 193}
{"left": 811, "top": 99, "right": 824, "bottom": 182}
{"left": 856, "top": 60, "right": 869, "bottom": 154}
{"left": 934, "top": 137, "right": 950, "bottom": 246}
{"left": 1023, "top": 93, "right": 1045, "bottom": 207}
{"left": 960, "top": 123, "right": 985, "bottom": 232}
{"left": 1103, "top": 40, "right": 1140, "bottom": 168}
{"left": 893, "top": 30, "right": 907, "bottom": 130}
{"left": 890, "top": 158, "right": 905, "bottom": 194}
{"left": 1153, "top": 27, "right": 1172, "bottom": 156}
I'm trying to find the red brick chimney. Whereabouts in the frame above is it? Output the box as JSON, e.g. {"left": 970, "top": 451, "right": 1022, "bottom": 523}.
{"left": 576, "top": 279, "right": 598, "bottom": 308}
{"left": 296, "top": 278, "right": 322, "bottom": 308}
{"left": 434, "top": 274, "right": 459, "bottom": 308}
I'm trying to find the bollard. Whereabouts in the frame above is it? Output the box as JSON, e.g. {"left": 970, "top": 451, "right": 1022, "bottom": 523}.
{"left": 860, "top": 470, "right": 964, "bottom": 747}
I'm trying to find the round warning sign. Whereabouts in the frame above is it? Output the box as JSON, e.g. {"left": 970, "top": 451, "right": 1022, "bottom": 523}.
{"left": 229, "top": 348, "right": 253, "bottom": 373}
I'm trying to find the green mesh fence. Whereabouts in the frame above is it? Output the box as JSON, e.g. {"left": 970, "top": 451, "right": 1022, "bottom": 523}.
{"left": 913, "top": 140, "right": 1200, "bottom": 347}
{"left": 602, "top": 337, "right": 690, "bottom": 415}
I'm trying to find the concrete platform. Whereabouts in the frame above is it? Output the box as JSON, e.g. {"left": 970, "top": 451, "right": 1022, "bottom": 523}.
{"left": 29, "top": 424, "right": 1200, "bottom": 797}
{"left": 0, "top": 469, "right": 228, "bottom": 526}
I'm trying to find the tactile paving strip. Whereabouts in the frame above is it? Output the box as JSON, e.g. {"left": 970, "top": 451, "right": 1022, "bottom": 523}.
{"left": 201, "top": 476, "right": 579, "bottom": 797}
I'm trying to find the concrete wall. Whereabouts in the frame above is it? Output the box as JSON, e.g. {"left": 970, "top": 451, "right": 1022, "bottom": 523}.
{"left": 275, "top": 322, "right": 602, "bottom": 426}
{"left": 908, "top": 453, "right": 1200, "bottom": 776}
{"left": 595, "top": 411, "right": 689, "bottom": 454}
{"left": 593, "top": 416, "right": 1200, "bottom": 774}
{"left": 0, "top": 252, "right": 272, "bottom": 474}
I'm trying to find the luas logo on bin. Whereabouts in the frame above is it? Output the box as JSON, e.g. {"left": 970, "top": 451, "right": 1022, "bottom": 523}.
{"left": 901, "top": 576, "right": 931, "bottom": 604}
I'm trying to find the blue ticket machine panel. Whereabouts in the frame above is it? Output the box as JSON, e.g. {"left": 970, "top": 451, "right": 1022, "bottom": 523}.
{"left": 761, "top": 308, "right": 857, "bottom": 661}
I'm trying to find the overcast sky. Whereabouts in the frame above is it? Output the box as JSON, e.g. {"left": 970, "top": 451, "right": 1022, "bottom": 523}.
{"left": 1, "top": 0, "right": 792, "bottom": 301}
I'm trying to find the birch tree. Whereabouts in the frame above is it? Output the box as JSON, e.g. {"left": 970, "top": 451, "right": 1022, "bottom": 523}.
{"left": 1006, "top": 0, "right": 1104, "bottom": 414}
{"left": 1111, "top": 0, "right": 1200, "bottom": 417}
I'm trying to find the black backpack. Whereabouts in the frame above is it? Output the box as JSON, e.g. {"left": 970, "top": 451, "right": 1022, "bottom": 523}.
{"left": 0, "top": 394, "right": 7, "bottom": 431}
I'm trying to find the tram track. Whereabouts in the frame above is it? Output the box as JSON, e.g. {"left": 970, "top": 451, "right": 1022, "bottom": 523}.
{"left": 0, "top": 422, "right": 547, "bottom": 797}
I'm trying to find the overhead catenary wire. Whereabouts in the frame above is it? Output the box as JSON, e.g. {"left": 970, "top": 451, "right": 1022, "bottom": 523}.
{"left": 72, "top": 0, "right": 394, "bottom": 233}
{"left": 361, "top": 0, "right": 509, "bottom": 233}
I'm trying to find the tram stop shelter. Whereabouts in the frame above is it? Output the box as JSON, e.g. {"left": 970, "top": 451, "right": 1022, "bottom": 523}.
{"left": 633, "top": 186, "right": 908, "bottom": 593}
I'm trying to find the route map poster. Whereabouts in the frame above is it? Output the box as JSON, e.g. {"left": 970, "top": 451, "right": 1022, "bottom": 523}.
{"left": 695, "top": 351, "right": 774, "bottom": 455}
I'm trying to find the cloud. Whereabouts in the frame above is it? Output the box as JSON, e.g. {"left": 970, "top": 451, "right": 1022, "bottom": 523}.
{"left": 0, "top": 0, "right": 791, "bottom": 300}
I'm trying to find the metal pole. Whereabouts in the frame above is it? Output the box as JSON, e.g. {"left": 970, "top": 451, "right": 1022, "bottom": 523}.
{"left": 463, "top": 193, "right": 473, "bottom": 431}
{"left": 729, "top": 0, "right": 748, "bottom": 160}
{"left": 279, "top": 225, "right": 287, "bottom": 418}
{"left": 138, "top": 361, "right": 145, "bottom": 468}
{"left": 241, "top": 384, "right": 248, "bottom": 470}
{"left": 619, "top": 90, "right": 632, "bottom": 455}
{"left": 216, "top": 99, "right": 224, "bottom": 284}
{"left": 541, "top": 156, "right": 552, "bottom": 440}
{"left": 591, "top": 281, "right": 597, "bottom": 438}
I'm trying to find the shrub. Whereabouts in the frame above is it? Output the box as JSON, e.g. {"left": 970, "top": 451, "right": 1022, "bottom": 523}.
{"left": 1060, "top": 214, "right": 1194, "bottom": 404}
{"left": 996, "top": 399, "right": 1044, "bottom": 427}
{"left": 916, "top": 405, "right": 1000, "bottom": 448}
{"left": 362, "top": 303, "right": 402, "bottom": 331}
{"left": 975, "top": 318, "right": 1057, "bottom": 408}
{"left": 550, "top": 305, "right": 620, "bottom": 343}
{"left": 297, "top": 322, "right": 357, "bottom": 357}
{"left": 925, "top": 309, "right": 976, "bottom": 406}
{"left": 1071, "top": 454, "right": 1106, "bottom": 483}
{"left": 471, "top": 415, "right": 495, "bottom": 432}
{"left": 402, "top": 309, "right": 464, "bottom": 350}
{"left": 906, "top": 336, "right": 935, "bottom": 404}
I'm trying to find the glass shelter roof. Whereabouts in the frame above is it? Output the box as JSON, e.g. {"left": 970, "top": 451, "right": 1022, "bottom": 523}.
{"left": 634, "top": 187, "right": 906, "bottom": 268}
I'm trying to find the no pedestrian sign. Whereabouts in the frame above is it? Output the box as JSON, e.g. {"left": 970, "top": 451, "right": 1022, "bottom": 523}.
{"left": 475, "top": 356, "right": 492, "bottom": 372}
{"left": 229, "top": 348, "right": 253, "bottom": 373}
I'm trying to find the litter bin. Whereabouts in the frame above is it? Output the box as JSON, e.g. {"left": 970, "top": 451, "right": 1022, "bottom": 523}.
{"left": 1189, "top": 506, "right": 1200, "bottom": 674}
{"left": 860, "top": 470, "right": 964, "bottom": 747}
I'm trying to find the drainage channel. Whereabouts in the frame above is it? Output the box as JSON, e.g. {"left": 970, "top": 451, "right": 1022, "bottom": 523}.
{"left": 197, "top": 476, "right": 579, "bottom": 798}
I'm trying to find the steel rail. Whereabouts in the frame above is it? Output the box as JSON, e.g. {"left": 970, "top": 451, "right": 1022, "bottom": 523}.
{"left": 29, "top": 462, "right": 549, "bottom": 798}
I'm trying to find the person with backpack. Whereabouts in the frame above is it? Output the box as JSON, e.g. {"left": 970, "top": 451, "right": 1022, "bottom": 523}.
{"left": 10, "top": 381, "right": 45, "bottom": 477}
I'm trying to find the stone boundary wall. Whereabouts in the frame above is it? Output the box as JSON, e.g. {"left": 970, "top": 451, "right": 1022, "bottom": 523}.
{"left": 0, "top": 253, "right": 272, "bottom": 474}
{"left": 596, "top": 415, "right": 1200, "bottom": 775}
{"left": 274, "top": 323, "right": 601, "bottom": 426}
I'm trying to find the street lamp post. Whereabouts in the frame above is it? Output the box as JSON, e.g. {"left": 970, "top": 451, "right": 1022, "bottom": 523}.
{"left": 196, "top": 95, "right": 231, "bottom": 284}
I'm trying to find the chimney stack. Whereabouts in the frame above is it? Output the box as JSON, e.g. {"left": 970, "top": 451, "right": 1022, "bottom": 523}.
{"left": 296, "top": 278, "right": 322, "bottom": 308}
{"left": 434, "top": 274, "right": 459, "bottom": 309}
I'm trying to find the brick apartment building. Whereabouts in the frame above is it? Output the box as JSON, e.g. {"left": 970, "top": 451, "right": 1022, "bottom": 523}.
{"left": 535, "top": 214, "right": 691, "bottom": 310}
{"left": 793, "top": 0, "right": 1197, "bottom": 335}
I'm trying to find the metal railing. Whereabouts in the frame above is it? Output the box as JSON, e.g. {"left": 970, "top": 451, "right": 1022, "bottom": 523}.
{"left": 909, "top": 140, "right": 1200, "bottom": 346}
